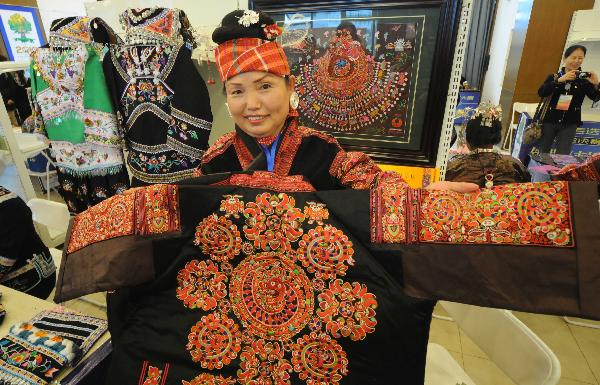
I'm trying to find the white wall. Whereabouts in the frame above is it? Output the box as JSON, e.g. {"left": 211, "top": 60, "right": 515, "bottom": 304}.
{"left": 480, "top": 0, "right": 519, "bottom": 104}
{"left": 36, "top": 0, "right": 87, "bottom": 38}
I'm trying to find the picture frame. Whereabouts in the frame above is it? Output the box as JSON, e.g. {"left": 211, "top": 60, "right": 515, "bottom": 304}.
{"left": 0, "top": 4, "right": 45, "bottom": 62}
{"left": 251, "top": 0, "right": 461, "bottom": 166}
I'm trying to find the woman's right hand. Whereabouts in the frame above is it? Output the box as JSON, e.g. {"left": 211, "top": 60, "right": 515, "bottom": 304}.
{"left": 558, "top": 70, "right": 577, "bottom": 83}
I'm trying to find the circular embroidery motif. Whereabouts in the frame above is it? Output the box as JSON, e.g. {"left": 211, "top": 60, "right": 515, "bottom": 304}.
{"left": 177, "top": 260, "right": 228, "bottom": 311}
{"left": 238, "top": 339, "right": 292, "bottom": 385}
{"left": 317, "top": 279, "right": 378, "bottom": 341}
{"left": 186, "top": 313, "right": 242, "bottom": 369}
{"left": 230, "top": 253, "right": 314, "bottom": 341}
{"left": 181, "top": 193, "right": 378, "bottom": 384}
{"left": 291, "top": 332, "right": 348, "bottom": 385}
{"left": 243, "top": 193, "right": 305, "bottom": 253}
{"left": 194, "top": 214, "right": 242, "bottom": 262}
{"left": 297, "top": 225, "right": 355, "bottom": 279}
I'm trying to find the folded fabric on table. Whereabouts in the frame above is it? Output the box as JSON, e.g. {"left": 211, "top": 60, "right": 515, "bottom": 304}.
{"left": 29, "top": 307, "right": 107, "bottom": 358}
{"left": 0, "top": 323, "right": 81, "bottom": 385}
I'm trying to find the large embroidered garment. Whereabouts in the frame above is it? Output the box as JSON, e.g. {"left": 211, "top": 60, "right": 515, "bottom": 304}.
{"left": 102, "top": 8, "right": 212, "bottom": 186}
{"left": 0, "top": 187, "right": 56, "bottom": 299}
{"left": 55, "top": 178, "right": 600, "bottom": 384}
{"left": 30, "top": 42, "right": 128, "bottom": 213}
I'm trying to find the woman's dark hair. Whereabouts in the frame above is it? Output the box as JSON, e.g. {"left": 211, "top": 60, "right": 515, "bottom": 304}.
{"left": 213, "top": 10, "right": 276, "bottom": 44}
{"left": 564, "top": 44, "right": 587, "bottom": 58}
{"left": 465, "top": 115, "right": 502, "bottom": 148}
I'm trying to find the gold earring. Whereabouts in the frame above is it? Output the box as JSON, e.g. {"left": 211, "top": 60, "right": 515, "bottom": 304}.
{"left": 225, "top": 102, "right": 232, "bottom": 117}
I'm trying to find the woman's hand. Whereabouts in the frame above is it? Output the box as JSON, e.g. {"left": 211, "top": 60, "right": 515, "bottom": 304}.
{"left": 558, "top": 70, "right": 577, "bottom": 83}
{"left": 586, "top": 70, "right": 599, "bottom": 87}
{"left": 425, "top": 181, "right": 480, "bottom": 193}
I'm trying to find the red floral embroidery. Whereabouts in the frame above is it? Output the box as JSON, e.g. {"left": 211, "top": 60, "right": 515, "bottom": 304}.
{"left": 182, "top": 373, "right": 235, "bottom": 385}
{"left": 296, "top": 225, "right": 355, "bottom": 279}
{"left": 291, "top": 332, "right": 348, "bottom": 385}
{"left": 143, "top": 366, "right": 161, "bottom": 385}
{"left": 68, "top": 189, "right": 136, "bottom": 254}
{"left": 68, "top": 185, "right": 180, "bottom": 254}
{"left": 317, "top": 279, "right": 377, "bottom": 341}
{"left": 194, "top": 214, "right": 242, "bottom": 262}
{"left": 176, "top": 260, "right": 228, "bottom": 311}
{"left": 303, "top": 201, "right": 329, "bottom": 225}
{"left": 225, "top": 172, "right": 316, "bottom": 192}
{"left": 186, "top": 313, "right": 242, "bottom": 369}
{"left": 243, "top": 193, "right": 305, "bottom": 253}
{"left": 238, "top": 339, "right": 292, "bottom": 385}
{"left": 220, "top": 194, "right": 244, "bottom": 218}
{"left": 371, "top": 181, "right": 575, "bottom": 247}
{"left": 233, "top": 134, "right": 255, "bottom": 170}
{"left": 135, "top": 184, "right": 180, "bottom": 236}
{"left": 230, "top": 253, "right": 313, "bottom": 341}
{"left": 419, "top": 182, "right": 573, "bottom": 247}
{"left": 201, "top": 132, "right": 236, "bottom": 165}
{"left": 180, "top": 193, "right": 378, "bottom": 385}
{"left": 553, "top": 153, "right": 600, "bottom": 182}
{"left": 329, "top": 150, "right": 381, "bottom": 190}
{"left": 138, "top": 362, "right": 169, "bottom": 385}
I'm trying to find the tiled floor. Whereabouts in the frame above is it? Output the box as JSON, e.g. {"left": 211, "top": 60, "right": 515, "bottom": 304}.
{"left": 430, "top": 303, "right": 600, "bottom": 385}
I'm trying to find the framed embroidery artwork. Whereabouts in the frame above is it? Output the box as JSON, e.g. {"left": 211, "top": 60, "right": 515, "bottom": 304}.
{"left": 251, "top": 0, "right": 461, "bottom": 166}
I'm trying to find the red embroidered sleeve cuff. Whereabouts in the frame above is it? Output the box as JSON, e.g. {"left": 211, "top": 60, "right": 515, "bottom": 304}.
{"left": 371, "top": 181, "right": 574, "bottom": 247}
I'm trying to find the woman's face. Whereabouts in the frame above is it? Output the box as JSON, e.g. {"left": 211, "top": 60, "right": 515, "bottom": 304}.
{"left": 225, "top": 72, "right": 294, "bottom": 138}
{"left": 564, "top": 49, "right": 585, "bottom": 71}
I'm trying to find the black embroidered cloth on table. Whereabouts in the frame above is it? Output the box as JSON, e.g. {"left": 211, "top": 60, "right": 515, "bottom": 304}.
{"left": 0, "top": 323, "right": 81, "bottom": 385}
{"left": 54, "top": 177, "right": 600, "bottom": 385}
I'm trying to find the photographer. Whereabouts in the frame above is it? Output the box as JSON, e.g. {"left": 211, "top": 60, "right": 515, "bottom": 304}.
{"left": 537, "top": 45, "right": 600, "bottom": 154}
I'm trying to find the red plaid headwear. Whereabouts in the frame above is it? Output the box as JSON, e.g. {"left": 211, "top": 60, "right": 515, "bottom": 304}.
{"left": 215, "top": 37, "right": 290, "bottom": 82}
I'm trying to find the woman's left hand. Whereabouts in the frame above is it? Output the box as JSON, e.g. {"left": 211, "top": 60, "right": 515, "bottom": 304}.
{"left": 587, "top": 70, "right": 599, "bottom": 87}
{"left": 425, "top": 181, "right": 480, "bottom": 193}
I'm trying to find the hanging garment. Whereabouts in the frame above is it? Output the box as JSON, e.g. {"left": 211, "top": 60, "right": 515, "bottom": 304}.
{"left": 30, "top": 17, "right": 128, "bottom": 213}
{"left": 0, "top": 187, "right": 56, "bottom": 299}
{"left": 102, "top": 8, "right": 212, "bottom": 186}
{"left": 55, "top": 177, "right": 600, "bottom": 385}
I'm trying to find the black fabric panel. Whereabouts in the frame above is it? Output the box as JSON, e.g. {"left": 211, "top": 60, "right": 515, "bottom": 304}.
{"left": 106, "top": 187, "right": 433, "bottom": 385}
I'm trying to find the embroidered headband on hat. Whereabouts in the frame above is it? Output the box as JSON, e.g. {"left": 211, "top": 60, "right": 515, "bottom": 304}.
{"left": 213, "top": 10, "right": 288, "bottom": 82}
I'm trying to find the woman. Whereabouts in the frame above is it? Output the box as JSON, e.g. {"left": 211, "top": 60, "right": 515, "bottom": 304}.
{"left": 446, "top": 104, "right": 530, "bottom": 187}
{"left": 537, "top": 44, "right": 600, "bottom": 154}
{"left": 198, "top": 10, "right": 475, "bottom": 193}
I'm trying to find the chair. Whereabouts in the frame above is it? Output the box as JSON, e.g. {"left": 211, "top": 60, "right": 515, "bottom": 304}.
{"left": 426, "top": 301, "right": 561, "bottom": 385}
{"left": 503, "top": 102, "right": 539, "bottom": 152}
{"left": 426, "top": 343, "right": 476, "bottom": 385}
{"left": 27, "top": 198, "right": 70, "bottom": 248}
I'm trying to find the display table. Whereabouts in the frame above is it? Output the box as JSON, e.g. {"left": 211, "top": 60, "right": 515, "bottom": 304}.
{"left": 0, "top": 285, "right": 110, "bottom": 383}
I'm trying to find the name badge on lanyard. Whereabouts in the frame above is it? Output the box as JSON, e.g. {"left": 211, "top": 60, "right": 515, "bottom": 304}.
{"left": 557, "top": 94, "right": 573, "bottom": 111}
{"left": 556, "top": 78, "right": 573, "bottom": 111}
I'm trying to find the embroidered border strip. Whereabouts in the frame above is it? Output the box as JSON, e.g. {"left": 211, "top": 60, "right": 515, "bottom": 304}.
{"left": 67, "top": 184, "right": 180, "bottom": 253}
{"left": 371, "top": 181, "right": 575, "bottom": 247}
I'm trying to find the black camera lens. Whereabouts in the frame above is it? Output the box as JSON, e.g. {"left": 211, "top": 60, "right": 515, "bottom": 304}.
{"left": 577, "top": 71, "right": 591, "bottom": 79}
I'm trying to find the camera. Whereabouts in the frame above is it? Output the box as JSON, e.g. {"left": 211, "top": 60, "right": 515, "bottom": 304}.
{"left": 576, "top": 71, "right": 591, "bottom": 79}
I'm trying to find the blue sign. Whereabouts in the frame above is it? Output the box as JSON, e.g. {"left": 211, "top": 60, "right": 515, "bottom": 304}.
{"left": 454, "top": 90, "right": 480, "bottom": 125}
{"left": 571, "top": 121, "right": 600, "bottom": 158}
